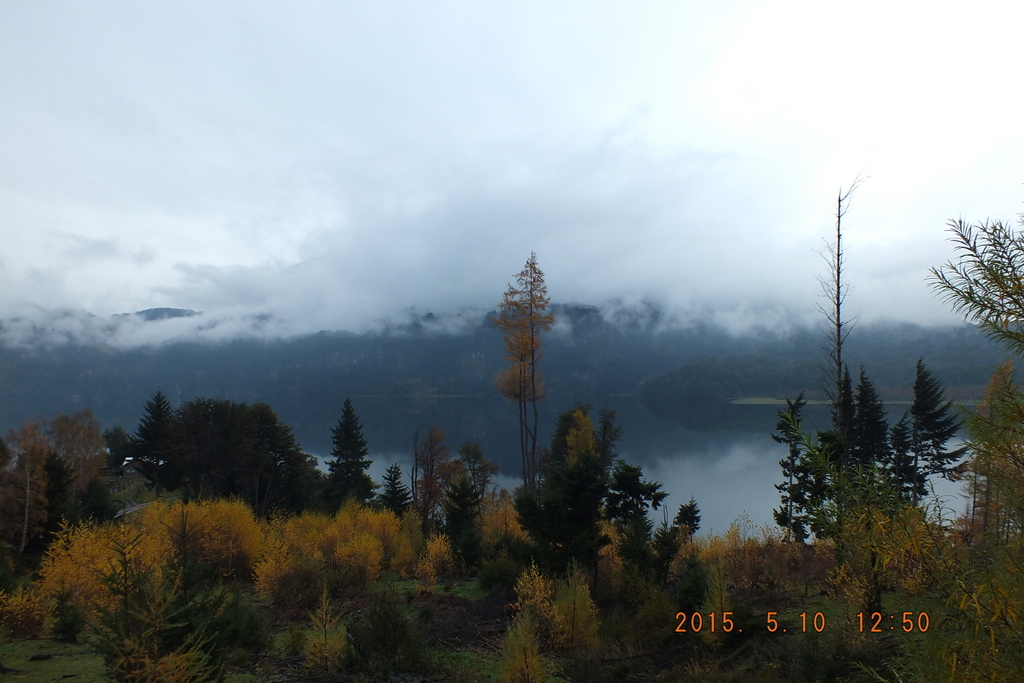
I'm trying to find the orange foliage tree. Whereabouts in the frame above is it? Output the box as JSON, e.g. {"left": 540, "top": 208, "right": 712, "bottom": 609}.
{"left": 38, "top": 519, "right": 174, "bottom": 627}
{"left": 494, "top": 252, "right": 554, "bottom": 492}
{"left": 47, "top": 409, "right": 107, "bottom": 502}
{"left": 480, "top": 489, "right": 527, "bottom": 554}
{"left": 411, "top": 426, "right": 450, "bottom": 531}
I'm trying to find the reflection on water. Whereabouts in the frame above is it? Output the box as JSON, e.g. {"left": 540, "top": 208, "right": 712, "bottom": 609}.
{"left": 353, "top": 398, "right": 969, "bottom": 538}
{"left": 639, "top": 439, "right": 967, "bottom": 535}
{"left": 641, "top": 435, "right": 790, "bottom": 535}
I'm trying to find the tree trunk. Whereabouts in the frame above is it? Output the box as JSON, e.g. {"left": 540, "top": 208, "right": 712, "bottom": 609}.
{"left": 19, "top": 455, "right": 32, "bottom": 555}
{"left": 823, "top": 178, "right": 861, "bottom": 447}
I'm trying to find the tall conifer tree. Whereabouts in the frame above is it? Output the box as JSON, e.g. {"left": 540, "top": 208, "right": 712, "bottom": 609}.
{"left": 910, "top": 359, "right": 964, "bottom": 502}
{"left": 442, "top": 474, "right": 483, "bottom": 569}
{"left": 133, "top": 390, "right": 175, "bottom": 491}
{"left": 889, "top": 412, "right": 915, "bottom": 500}
{"left": 673, "top": 498, "right": 702, "bottom": 537}
{"left": 377, "top": 463, "right": 411, "bottom": 516}
{"left": 606, "top": 460, "right": 666, "bottom": 575}
{"left": 773, "top": 394, "right": 812, "bottom": 542}
{"left": 326, "top": 399, "right": 376, "bottom": 509}
{"left": 849, "top": 369, "right": 889, "bottom": 469}
{"left": 516, "top": 409, "right": 608, "bottom": 574}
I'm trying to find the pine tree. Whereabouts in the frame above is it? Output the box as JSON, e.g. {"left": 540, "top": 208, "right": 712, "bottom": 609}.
{"left": 910, "top": 359, "right": 965, "bottom": 502}
{"left": 606, "top": 460, "right": 666, "bottom": 576}
{"left": 326, "top": 399, "right": 376, "bottom": 510}
{"left": 378, "top": 463, "right": 412, "bottom": 516}
{"left": 79, "top": 477, "right": 120, "bottom": 522}
{"left": 889, "top": 412, "right": 915, "bottom": 501}
{"left": 595, "top": 409, "right": 622, "bottom": 467}
{"left": 651, "top": 518, "right": 681, "bottom": 585}
{"left": 133, "top": 390, "right": 175, "bottom": 492}
{"left": 163, "top": 399, "right": 311, "bottom": 514}
{"left": 773, "top": 394, "right": 810, "bottom": 542}
{"left": 516, "top": 409, "right": 608, "bottom": 574}
{"left": 606, "top": 461, "right": 667, "bottom": 524}
{"left": 848, "top": 369, "right": 888, "bottom": 470}
{"left": 673, "top": 498, "right": 701, "bottom": 539}
{"left": 442, "top": 474, "right": 483, "bottom": 569}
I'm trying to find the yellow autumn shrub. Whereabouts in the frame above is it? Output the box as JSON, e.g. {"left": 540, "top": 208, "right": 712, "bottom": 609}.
{"left": 190, "top": 499, "right": 263, "bottom": 579}
{"left": 481, "top": 490, "right": 528, "bottom": 549}
{"left": 513, "top": 562, "right": 555, "bottom": 642}
{"left": 392, "top": 508, "right": 425, "bottom": 577}
{"left": 595, "top": 519, "right": 624, "bottom": 599}
{"left": 500, "top": 613, "right": 548, "bottom": 683}
{"left": 38, "top": 524, "right": 116, "bottom": 622}
{"left": 37, "top": 521, "right": 172, "bottom": 626}
{"left": 253, "top": 520, "right": 325, "bottom": 608}
{"left": 551, "top": 564, "right": 599, "bottom": 652}
{"left": 0, "top": 587, "right": 47, "bottom": 638}
{"left": 282, "top": 512, "right": 337, "bottom": 559}
{"left": 333, "top": 533, "right": 383, "bottom": 589}
{"left": 354, "top": 506, "right": 401, "bottom": 561}
{"left": 415, "top": 534, "right": 453, "bottom": 585}
{"left": 139, "top": 499, "right": 264, "bottom": 580}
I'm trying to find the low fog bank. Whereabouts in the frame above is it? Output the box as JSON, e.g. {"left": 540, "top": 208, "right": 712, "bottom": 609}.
{"left": 0, "top": 297, "right": 969, "bottom": 350}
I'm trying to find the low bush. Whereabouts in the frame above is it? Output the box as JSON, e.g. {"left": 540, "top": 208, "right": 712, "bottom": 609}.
{"left": 304, "top": 591, "right": 347, "bottom": 675}
{"left": 0, "top": 587, "right": 47, "bottom": 638}
{"left": 479, "top": 556, "right": 523, "bottom": 591}
{"left": 500, "top": 613, "right": 548, "bottom": 683}
{"left": 348, "top": 589, "right": 430, "bottom": 676}
{"left": 677, "top": 556, "right": 710, "bottom": 612}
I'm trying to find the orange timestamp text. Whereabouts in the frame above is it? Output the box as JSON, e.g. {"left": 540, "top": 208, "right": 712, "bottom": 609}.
{"left": 674, "top": 611, "right": 931, "bottom": 634}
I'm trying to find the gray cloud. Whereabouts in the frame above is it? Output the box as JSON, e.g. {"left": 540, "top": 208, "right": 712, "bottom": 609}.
{"left": 2, "top": 1, "right": 1016, "bottom": 345}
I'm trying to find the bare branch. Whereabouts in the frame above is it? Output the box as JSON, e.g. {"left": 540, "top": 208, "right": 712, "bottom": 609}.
{"left": 818, "top": 177, "right": 864, "bottom": 436}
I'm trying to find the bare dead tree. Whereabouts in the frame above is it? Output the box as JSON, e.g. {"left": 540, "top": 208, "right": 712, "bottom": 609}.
{"left": 817, "top": 177, "right": 863, "bottom": 444}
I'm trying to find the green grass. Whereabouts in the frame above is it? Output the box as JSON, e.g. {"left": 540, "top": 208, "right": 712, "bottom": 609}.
{"left": 438, "top": 647, "right": 503, "bottom": 682}
{"left": 441, "top": 578, "right": 491, "bottom": 600}
{"left": 371, "top": 576, "right": 491, "bottom": 601}
{"left": 0, "top": 638, "right": 258, "bottom": 682}
{"left": 0, "top": 638, "right": 106, "bottom": 682}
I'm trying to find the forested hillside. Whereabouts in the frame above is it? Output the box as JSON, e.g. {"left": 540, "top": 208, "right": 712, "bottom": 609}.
{"left": 0, "top": 306, "right": 1001, "bottom": 466}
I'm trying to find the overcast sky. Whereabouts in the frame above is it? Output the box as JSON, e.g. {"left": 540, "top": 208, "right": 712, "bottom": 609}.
{"left": 3, "top": 0, "right": 1023, "bottom": 344}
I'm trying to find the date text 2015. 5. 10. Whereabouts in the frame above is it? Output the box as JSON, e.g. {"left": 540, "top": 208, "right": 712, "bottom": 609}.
{"left": 674, "top": 611, "right": 930, "bottom": 634}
